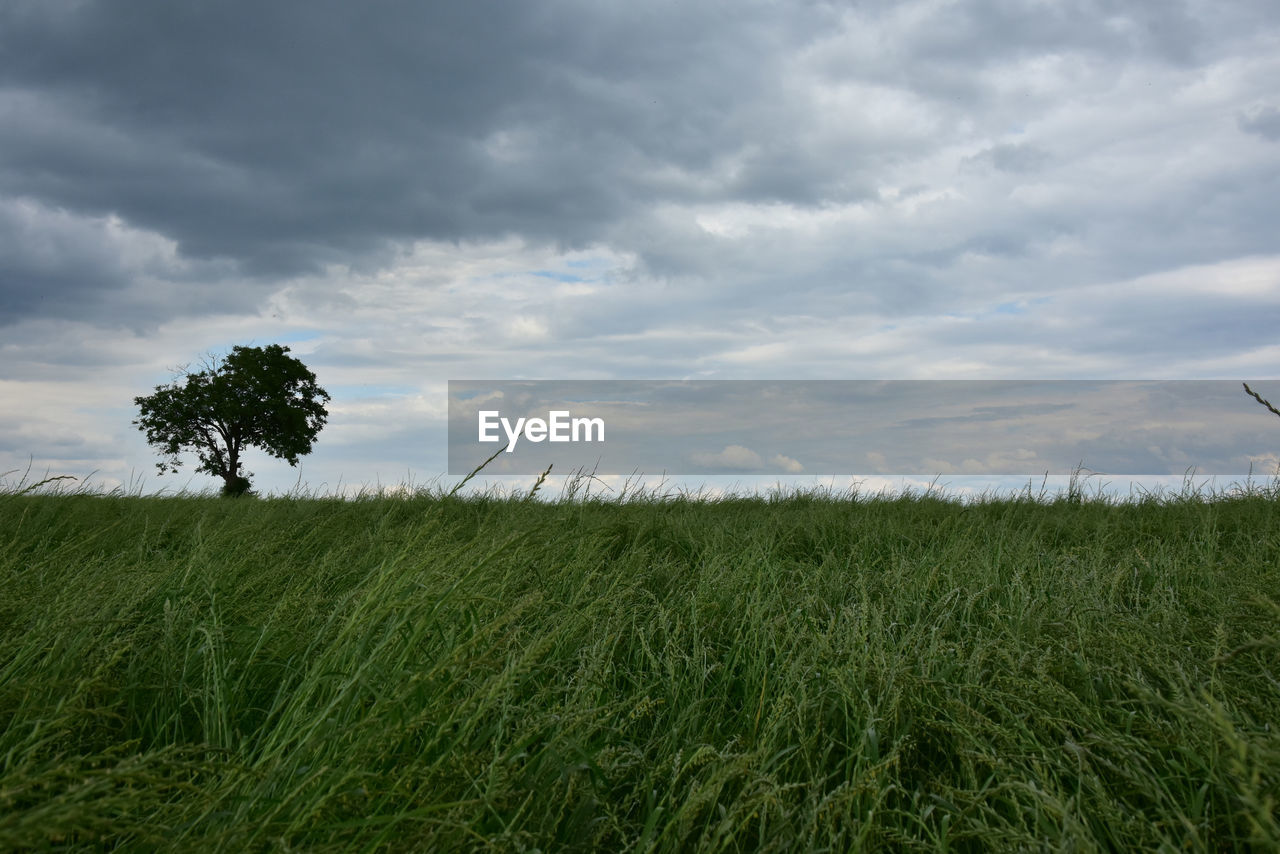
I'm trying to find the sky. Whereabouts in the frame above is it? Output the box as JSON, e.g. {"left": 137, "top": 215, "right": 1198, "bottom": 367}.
{"left": 2, "top": 0, "right": 1279, "bottom": 500}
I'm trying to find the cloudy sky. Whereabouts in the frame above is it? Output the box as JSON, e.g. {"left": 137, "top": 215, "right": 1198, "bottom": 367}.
{"left": 3, "top": 0, "right": 1279, "bottom": 498}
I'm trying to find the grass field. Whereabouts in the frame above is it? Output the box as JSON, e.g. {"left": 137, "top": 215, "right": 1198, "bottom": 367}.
{"left": 2, "top": 477, "right": 1278, "bottom": 851}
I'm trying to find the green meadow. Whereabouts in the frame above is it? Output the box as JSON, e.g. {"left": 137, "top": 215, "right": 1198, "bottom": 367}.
{"left": 2, "top": 477, "right": 1278, "bottom": 851}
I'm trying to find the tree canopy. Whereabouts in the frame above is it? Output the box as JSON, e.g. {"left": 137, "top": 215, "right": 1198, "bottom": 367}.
{"left": 134, "top": 344, "right": 330, "bottom": 496}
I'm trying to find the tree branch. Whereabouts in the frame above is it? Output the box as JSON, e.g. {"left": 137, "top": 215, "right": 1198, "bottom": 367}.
{"left": 196, "top": 424, "right": 227, "bottom": 475}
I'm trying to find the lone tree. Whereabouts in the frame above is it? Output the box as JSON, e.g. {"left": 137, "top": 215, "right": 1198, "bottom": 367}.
{"left": 134, "top": 344, "right": 330, "bottom": 496}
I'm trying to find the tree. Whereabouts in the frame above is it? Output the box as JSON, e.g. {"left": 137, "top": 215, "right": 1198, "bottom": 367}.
{"left": 134, "top": 344, "right": 330, "bottom": 496}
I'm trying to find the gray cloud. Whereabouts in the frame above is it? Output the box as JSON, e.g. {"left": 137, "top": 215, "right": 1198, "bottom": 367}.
{"left": 964, "top": 142, "right": 1052, "bottom": 173}
{"left": 1239, "top": 104, "right": 1280, "bottom": 141}
{"left": 0, "top": 2, "right": 834, "bottom": 291}
{"left": 2, "top": 0, "right": 1274, "bottom": 327}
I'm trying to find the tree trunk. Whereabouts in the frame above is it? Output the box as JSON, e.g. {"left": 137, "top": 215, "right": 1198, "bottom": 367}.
{"left": 221, "top": 447, "right": 251, "bottom": 496}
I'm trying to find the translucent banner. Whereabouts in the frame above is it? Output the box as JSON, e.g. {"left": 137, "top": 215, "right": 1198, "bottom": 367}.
{"left": 447, "top": 380, "right": 1280, "bottom": 476}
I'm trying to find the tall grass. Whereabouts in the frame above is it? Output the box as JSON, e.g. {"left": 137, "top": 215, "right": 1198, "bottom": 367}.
{"left": 1, "top": 475, "right": 1278, "bottom": 850}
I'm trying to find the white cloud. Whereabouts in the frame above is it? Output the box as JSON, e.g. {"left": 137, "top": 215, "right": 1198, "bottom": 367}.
{"left": 770, "top": 454, "right": 804, "bottom": 473}
{"left": 691, "top": 444, "right": 763, "bottom": 470}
